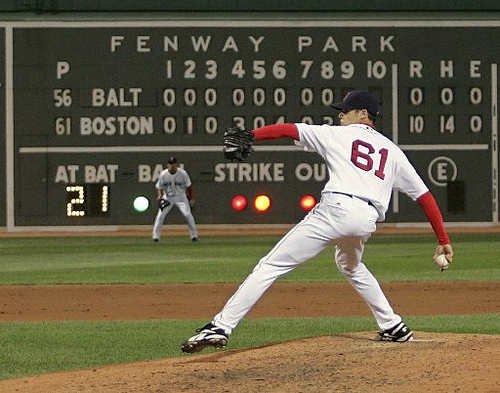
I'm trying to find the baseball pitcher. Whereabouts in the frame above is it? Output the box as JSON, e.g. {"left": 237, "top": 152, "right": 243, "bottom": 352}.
{"left": 181, "top": 90, "right": 453, "bottom": 353}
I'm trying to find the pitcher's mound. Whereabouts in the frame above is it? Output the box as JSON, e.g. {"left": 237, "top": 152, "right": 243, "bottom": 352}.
{"left": 1, "top": 332, "right": 499, "bottom": 393}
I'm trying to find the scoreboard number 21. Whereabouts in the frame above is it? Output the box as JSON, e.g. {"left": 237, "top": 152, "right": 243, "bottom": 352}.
{"left": 65, "top": 185, "right": 110, "bottom": 217}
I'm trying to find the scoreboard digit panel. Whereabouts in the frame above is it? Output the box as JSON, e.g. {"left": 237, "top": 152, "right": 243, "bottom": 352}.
{"left": 397, "top": 27, "right": 495, "bottom": 146}
{"left": 10, "top": 22, "right": 498, "bottom": 226}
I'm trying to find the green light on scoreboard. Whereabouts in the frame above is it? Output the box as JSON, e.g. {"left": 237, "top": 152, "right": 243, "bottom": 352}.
{"left": 133, "top": 196, "right": 150, "bottom": 212}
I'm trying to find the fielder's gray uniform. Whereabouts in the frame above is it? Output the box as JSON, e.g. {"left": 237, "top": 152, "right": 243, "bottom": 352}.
{"left": 152, "top": 167, "right": 198, "bottom": 241}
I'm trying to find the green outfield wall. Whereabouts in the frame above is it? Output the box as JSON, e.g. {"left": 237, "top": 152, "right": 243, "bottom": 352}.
{"left": 1, "top": 3, "right": 499, "bottom": 229}
{"left": 1, "top": 1, "right": 500, "bottom": 13}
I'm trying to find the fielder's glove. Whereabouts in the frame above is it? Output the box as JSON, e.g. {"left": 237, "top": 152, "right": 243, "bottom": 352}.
{"left": 158, "top": 198, "right": 171, "bottom": 211}
{"left": 223, "top": 126, "right": 254, "bottom": 162}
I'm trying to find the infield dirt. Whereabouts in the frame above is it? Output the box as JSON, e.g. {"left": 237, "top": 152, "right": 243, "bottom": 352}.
{"left": 0, "top": 227, "right": 499, "bottom": 392}
{"left": 0, "top": 281, "right": 499, "bottom": 392}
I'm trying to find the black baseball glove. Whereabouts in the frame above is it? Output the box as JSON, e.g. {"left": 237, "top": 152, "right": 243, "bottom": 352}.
{"left": 158, "top": 198, "right": 171, "bottom": 211}
{"left": 223, "top": 126, "right": 254, "bottom": 162}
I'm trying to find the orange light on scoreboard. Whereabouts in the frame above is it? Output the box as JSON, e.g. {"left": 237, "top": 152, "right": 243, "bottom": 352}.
{"left": 231, "top": 194, "right": 318, "bottom": 213}
{"left": 253, "top": 194, "right": 272, "bottom": 213}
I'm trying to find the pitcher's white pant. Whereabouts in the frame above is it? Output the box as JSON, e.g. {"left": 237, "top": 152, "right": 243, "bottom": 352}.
{"left": 213, "top": 192, "right": 401, "bottom": 335}
{"left": 152, "top": 196, "right": 198, "bottom": 240}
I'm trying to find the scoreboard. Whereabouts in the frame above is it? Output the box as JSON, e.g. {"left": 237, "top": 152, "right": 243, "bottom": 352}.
{"left": 2, "top": 20, "right": 499, "bottom": 228}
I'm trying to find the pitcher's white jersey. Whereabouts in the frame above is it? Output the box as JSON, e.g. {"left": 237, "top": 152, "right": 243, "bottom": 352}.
{"left": 295, "top": 122, "right": 429, "bottom": 221}
{"left": 155, "top": 167, "right": 192, "bottom": 199}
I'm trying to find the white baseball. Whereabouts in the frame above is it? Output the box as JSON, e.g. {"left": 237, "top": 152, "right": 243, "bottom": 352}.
{"left": 435, "top": 254, "right": 449, "bottom": 269}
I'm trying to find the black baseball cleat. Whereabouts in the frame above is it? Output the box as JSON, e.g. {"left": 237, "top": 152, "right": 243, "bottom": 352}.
{"left": 191, "top": 237, "right": 198, "bottom": 242}
{"left": 181, "top": 323, "right": 228, "bottom": 353}
{"left": 375, "top": 321, "right": 414, "bottom": 342}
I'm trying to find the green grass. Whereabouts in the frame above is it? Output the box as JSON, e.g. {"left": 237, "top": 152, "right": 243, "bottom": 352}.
{"left": 0, "top": 314, "right": 498, "bottom": 380}
{"left": 0, "top": 232, "right": 498, "bottom": 380}
{"left": 0, "top": 236, "right": 273, "bottom": 284}
{"left": 0, "top": 233, "right": 498, "bottom": 284}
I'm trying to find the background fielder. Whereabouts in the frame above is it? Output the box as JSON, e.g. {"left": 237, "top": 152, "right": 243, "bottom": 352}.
{"left": 181, "top": 90, "right": 454, "bottom": 353}
{"left": 152, "top": 157, "right": 198, "bottom": 242}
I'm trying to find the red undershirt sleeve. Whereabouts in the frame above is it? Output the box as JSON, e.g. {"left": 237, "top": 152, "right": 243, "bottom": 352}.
{"left": 417, "top": 191, "right": 450, "bottom": 245}
{"left": 186, "top": 186, "right": 194, "bottom": 200}
{"left": 251, "top": 123, "right": 300, "bottom": 141}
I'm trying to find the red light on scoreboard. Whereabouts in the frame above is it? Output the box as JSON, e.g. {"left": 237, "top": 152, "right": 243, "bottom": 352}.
{"left": 254, "top": 194, "right": 271, "bottom": 212}
{"left": 299, "top": 195, "right": 317, "bottom": 211}
{"left": 231, "top": 195, "right": 248, "bottom": 211}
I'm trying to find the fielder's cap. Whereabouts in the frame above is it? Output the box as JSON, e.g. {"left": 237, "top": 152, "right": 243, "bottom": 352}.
{"left": 331, "top": 90, "right": 380, "bottom": 116}
{"left": 167, "top": 156, "right": 178, "bottom": 164}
